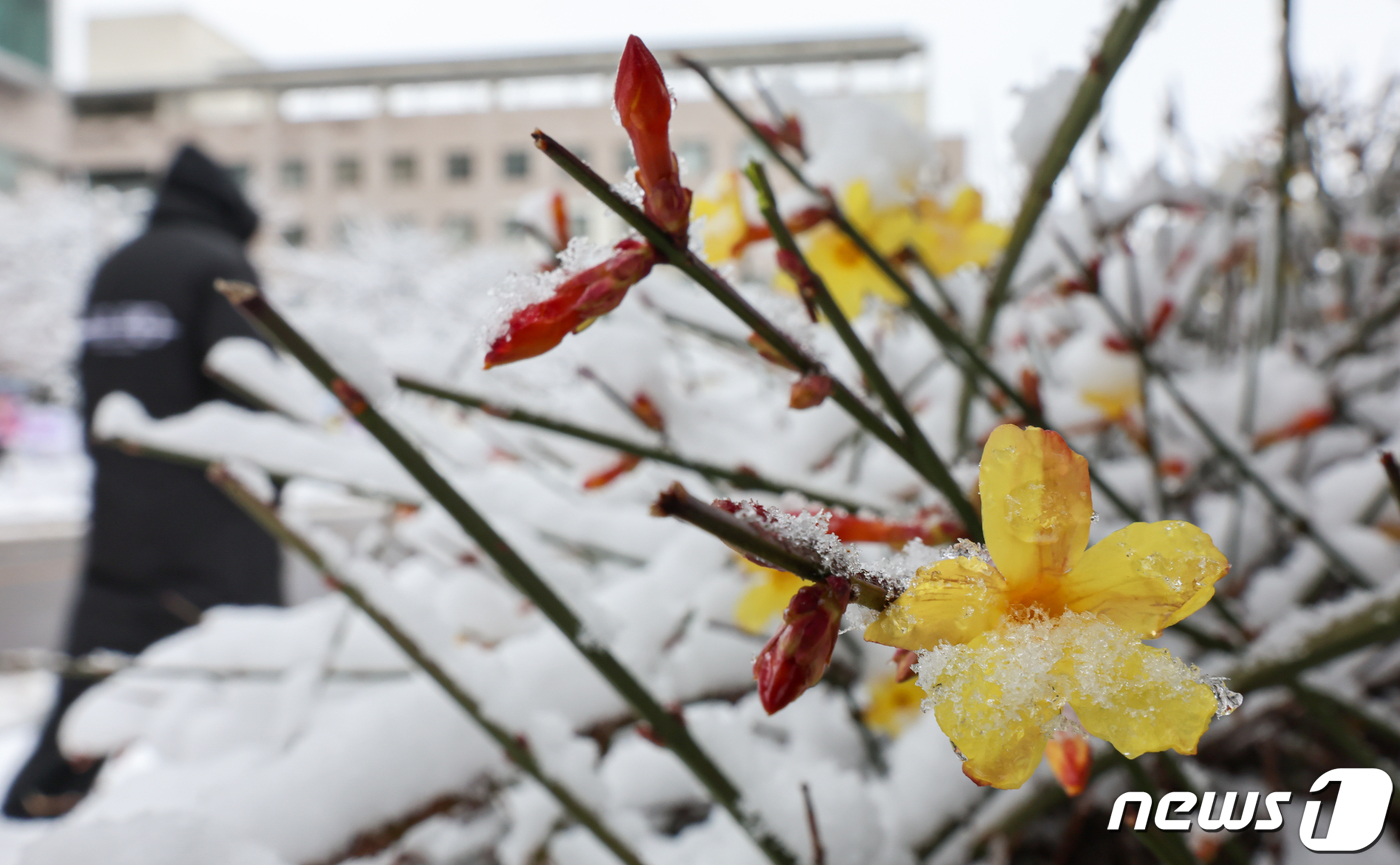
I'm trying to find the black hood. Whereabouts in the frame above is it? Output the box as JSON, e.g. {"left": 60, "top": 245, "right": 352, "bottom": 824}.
{"left": 148, "top": 145, "right": 259, "bottom": 242}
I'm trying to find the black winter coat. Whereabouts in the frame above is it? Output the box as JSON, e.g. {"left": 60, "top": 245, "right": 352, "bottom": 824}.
{"left": 72, "top": 145, "right": 282, "bottom": 657}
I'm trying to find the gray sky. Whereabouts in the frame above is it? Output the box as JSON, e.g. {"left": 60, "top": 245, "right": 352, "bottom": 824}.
{"left": 54, "top": 0, "right": 1400, "bottom": 215}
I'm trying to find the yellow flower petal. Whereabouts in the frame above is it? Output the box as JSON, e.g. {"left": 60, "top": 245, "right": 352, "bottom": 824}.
{"left": 863, "top": 674, "right": 925, "bottom": 737}
{"left": 1080, "top": 385, "right": 1141, "bottom": 421}
{"left": 980, "top": 425, "right": 1093, "bottom": 591}
{"left": 864, "top": 556, "right": 1008, "bottom": 650}
{"left": 734, "top": 562, "right": 805, "bottom": 634}
{"left": 925, "top": 630, "right": 1062, "bottom": 789}
{"left": 692, "top": 171, "right": 749, "bottom": 264}
{"left": 1063, "top": 639, "right": 1218, "bottom": 759}
{"left": 1056, "top": 521, "right": 1230, "bottom": 638}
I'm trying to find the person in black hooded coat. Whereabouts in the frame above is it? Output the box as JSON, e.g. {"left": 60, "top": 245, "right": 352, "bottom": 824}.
{"left": 3, "top": 145, "right": 283, "bottom": 819}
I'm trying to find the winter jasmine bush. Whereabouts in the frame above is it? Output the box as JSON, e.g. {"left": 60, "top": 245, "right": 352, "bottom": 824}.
{"left": 7, "top": 2, "right": 1400, "bottom": 863}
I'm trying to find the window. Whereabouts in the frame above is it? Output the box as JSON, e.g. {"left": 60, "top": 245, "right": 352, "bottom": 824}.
{"left": 280, "top": 158, "right": 307, "bottom": 190}
{"left": 446, "top": 151, "right": 473, "bottom": 181}
{"left": 390, "top": 153, "right": 417, "bottom": 185}
{"left": 442, "top": 214, "right": 477, "bottom": 246}
{"left": 502, "top": 219, "right": 529, "bottom": 239}
{"left": 281, "top": 224, "right": 307, "bottom": 247}
{"left": 389, "top": 213, "right": 418, "bottom": 229}
{"left": 503, "top": 149, "right": 529, "bottom": 179}
{"left": 676, "top": 140, "right": 710, "bottom": 179}
{"left": 334, "top": 156, "right": 360, "bottom": 188}
{"left": 618, "top": 144, "right": 636, "bottom": 174}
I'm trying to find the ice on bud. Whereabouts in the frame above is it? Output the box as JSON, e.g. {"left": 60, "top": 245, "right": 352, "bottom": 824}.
{"left": 753, "top": 577, "right": 853, "bottom": 714}
{"left": 485, "top": 239, "right": 657, "bottom": 367}
{"left": 789, "top": 372, "right": 832, "bottom": 409}
{"left": 615, "top": 36, "right": 692, "bottom": 238}
{"left": 1044, "top": 729, "right": 1092, "bottom": 797}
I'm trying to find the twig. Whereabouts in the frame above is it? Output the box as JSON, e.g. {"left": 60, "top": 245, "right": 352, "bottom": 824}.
{"left": 1382, "top": 451, "right": 1400, "bottom": 513}
{"left": 397, "top": 375, "right": 873, "bottom": 513}
{"left": 214, "top": 279, "right": 798, "bottom": 865}
{"left": 744, "top": 161, "right": 975, "bottom": 531}
{"left": 1266, "top": 0, "right": 1300, "bottom": 343}
{"left": 974, "top": 0, "right": 1165, "bottom": 346}
{"left": 532, "top": 130, "right": 981, "bottom": 542}
{"left": 958, "top": 0, "right": 1165, "bottom": 445}
{"left": 207, "top": 464, "right": 650, "bottom": 865}
{"left": 675, "top": 54, "right": 1144, "bottom": 523}
{"left": 652, "top": 482, "right": 892, "bottom": 611}
{"left": 1093, "top": 294, "right": 1373, "bottom": 589}
{"left": 800, "top": 784, "right": 825, "bottom": 865}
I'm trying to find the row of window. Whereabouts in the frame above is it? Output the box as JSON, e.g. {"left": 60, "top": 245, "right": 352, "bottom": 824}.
{"left": 273, "top": 140, "right": 713, "bottom": 192}
{"left": 277, "top": 212, "right": 591, "bottom": 248}
{"left": 278, "top": 149, "right": 518, "bottom": 190}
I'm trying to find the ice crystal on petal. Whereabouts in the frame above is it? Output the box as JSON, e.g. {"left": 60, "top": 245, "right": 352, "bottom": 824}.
{"left": 1204, "top": 677, "right": 1243, "bottom": 717}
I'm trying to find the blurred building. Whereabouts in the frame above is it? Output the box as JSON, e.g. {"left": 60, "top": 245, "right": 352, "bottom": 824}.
{"left": 24, "top": 11, "right": 965, "bottom": 248}
{"left": 0, "top": 0, "right": 66, "bottom": 188}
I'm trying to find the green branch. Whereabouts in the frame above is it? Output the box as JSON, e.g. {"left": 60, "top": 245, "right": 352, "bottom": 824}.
{"left": 207, "top": 463, "right": 649, "bottom": 865}
{"left": 652, "top": 482, "right": 893, "bottom": 611}
{"left": 532, "top": 130, "right": 973, "bottom": 538}
{"left": 674, "top": 57, "right": 1142, "bottom": 523}
{"left": 214, "top": 279, "right": 798, "bottom": 865}
{"left": 396, "top": 374, "right": 873, "bottom": 513}
{"left": 744, "top": 160, "right": 980, "bottom": 535}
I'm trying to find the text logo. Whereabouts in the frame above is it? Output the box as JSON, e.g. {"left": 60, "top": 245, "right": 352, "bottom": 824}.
{"left": 1108, "top": 768, "right": 1392, "bottom": 853}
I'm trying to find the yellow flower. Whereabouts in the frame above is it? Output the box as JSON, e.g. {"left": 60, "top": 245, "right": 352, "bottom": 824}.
{"left": 864, "top": 424, "right": 1231, "bottom": 789}
{"left": 1080, "top": 385, "right": 1141, "bottom": 422}
{"left": 909, "top": 187, "right": 1009, "bottom": 276}
{"left": 691, "top": 171, "right": 752, "bottom": 264}
{"left": 734, "top": 558, "right": 805, "bottom": 634}
{"left": 780, "top": 181, "right": 915, "bottom": 317}
{"left": 779, "top": 183, "right": 1008, "bottom": 318}
{"left": 863, "top": 674, "right": 925, "bottom": 737}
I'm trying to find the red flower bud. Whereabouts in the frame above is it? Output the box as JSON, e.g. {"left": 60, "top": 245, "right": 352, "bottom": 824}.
{"left": 485, "top": 239, "right": 657, "bottom": 367}
{"left": 1019, "top": 368, "right": 1043, "bottom": 418}
{"left": 892, "top": 647, "right": 918, "bottom": 683}
{"left": 753, "top": 577, "right": 852, "bottom": 714}
{"left": 583, "top": 453, "right": 644, "bottom": 490}
{"left": 776, "top": 247, "right": 820, "bottom": 322}
{"left": 551, "top": 191, "right": 570, "bottom": 252}
{"left": 1045, "top": 729, "right": 1092, "bottom": 797}
{"left": 629, "top": 393, "right": 666, "bottom": 432}
{"left": 616, "top": 36, "right": 692, "bottom": 238}
{"left": 789, "top": 372, "right": 832, "bottom": 409}
{"left": 747, "top": 333, "right": 799, "bottom": 371}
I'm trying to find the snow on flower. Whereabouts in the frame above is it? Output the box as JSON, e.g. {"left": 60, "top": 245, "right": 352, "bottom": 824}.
{"left": 864, "top": 424, "right": 1235, "bottom": 789}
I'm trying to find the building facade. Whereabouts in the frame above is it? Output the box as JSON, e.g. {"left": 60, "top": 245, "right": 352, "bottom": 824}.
{"left": 17, "top": 12, "right": 965, "bottom": 249}
{"left": 0, "top": 0, "right": 66, "bottom": 188}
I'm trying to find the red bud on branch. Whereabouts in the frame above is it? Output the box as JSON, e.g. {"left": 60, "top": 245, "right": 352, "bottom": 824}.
{"left": 616, "top": 36, "right": 692, "bottom": 238}
{"left": 789, "top": 373, "right": 833, "bottom": 409}
{"left": 485, "top": 239, "right": 657, "bottom": 367}
{"left": 753, "top": 577, "right": 852, "bottom": 714}
{"left": 583, "top": 453, "right": 644, "bottom": 489}
{"left": 1045, "top": 729, "right": 1092, "bottom": 797}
